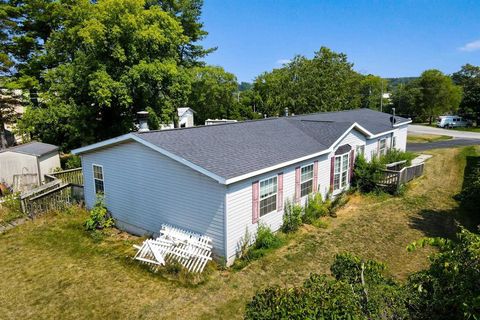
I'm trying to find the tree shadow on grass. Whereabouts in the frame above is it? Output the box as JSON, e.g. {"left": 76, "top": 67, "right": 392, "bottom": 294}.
{"left": 409, "top": 154, "right": 480, "bottom": 239}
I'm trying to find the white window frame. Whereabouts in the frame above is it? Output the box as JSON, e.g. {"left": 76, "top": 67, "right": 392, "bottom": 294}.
{"left": 300, "top": 163, "right": 314, "bottom": 197}
{"left": 259, "top": 176, "right": 277, "bottom": 217}
{"left": 333, "top": 153, "right": 350, "bottom": 192}
{"left": 92, "top": 164, "right": 105, "bottom": 194}
{"left": 379, "top": 138, "right": 387, "bottom": 156}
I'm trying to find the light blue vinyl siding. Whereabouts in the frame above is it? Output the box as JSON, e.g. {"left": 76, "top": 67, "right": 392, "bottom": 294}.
{"left": 81, "top": 141, "right": 226, "bottom": 257}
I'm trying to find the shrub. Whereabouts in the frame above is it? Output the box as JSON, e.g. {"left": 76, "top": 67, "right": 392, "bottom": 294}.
{"left": 237, "top": 227, "right": 252, "bottom": 258}
{"left": 61, "top": 154, "right": 82, "bottom": 169}
{"left": 281, "top": 199, "right": 303, "bottom": 233}
{"left": 233, "top": 224, "right": 285, "bottom": 269}
{"left": 254, "top": 224, "right": 283, "bottom": 250}
{"left": 405, "top": 227, "right": 480, "bottom": 320}
{"left": 84, "top": 195, "right": 114, "bottom": 231}
{"left": 329, "top": 192, "right": 349, "bottom": 217}
{"left": 245, "top": 253, "right": 408, "bottom": 319}
{"left": 303, "top": 193, "right": 328, "bottom": 224}
{"left": 353, "top": 154, "right": 384, "bottom": 193}
{"left": 380, "top": 149, "right": 416, "bottom": 167}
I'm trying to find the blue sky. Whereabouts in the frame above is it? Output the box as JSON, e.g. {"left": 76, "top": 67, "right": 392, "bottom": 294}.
{"left": 200, "top": 0, "right": 480, "bottom": 83}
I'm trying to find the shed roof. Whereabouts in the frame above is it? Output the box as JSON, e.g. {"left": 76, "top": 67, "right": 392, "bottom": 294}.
{"left": 0, "top": 141, "right": 59, "bottom": 157}
{"left": 73, "top": 109, "right": 411, "bottom": 183}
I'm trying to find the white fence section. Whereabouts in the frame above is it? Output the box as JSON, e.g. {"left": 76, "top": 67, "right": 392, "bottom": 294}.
{"left": 134, "top": 224, "right": 212, "bottom": 273}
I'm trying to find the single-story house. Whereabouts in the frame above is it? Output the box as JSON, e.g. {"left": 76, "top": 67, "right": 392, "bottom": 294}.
{"left": 161, "top": 108, "right": 196, "bottom": 129}
{"left": 73, "top": 109, "right": 411, "bottom": 265}
{"left": 0, "top": 141, "right": 61, "bottom": 190}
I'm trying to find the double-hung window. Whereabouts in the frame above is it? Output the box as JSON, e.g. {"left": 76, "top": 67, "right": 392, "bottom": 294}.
{"left": 300, "top": 164, "right": 314, "bottom": 197}
{"left": 333, "top": 153, "right": 349, "bottom": 191}
{"left": 93, "top": 164, "right": 104, "bottom": 194}
{"left": 259, "top": 176, "right": 277, "bottom": 216}
{"left": 379, "top": 138, "right": 387, "bottom": 156}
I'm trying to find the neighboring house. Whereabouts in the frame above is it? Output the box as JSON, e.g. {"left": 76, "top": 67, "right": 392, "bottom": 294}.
{"left": 205, "top": 119, "right": 238, "bottom": 126}
{"left": 161, "top": 108, "right": 195, "bottom": 129}
{"left": 73, "top": 109, "right": 411, "bottom": 265}
{"left": 0, "top": 142, "right": 61, "bottom": 190}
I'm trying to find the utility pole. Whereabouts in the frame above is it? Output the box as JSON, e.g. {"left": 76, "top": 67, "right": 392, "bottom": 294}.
{"left": 380, "top": 81, "right": 384, "bottom": 112}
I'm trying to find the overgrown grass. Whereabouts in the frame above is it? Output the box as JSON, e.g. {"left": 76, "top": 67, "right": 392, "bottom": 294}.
{"left": 0, "top": 147, "right": 477, "bottom": 319}
{"left": 0, "top": 194, "right": 25, "bottom": 226}
{"left": 407, "top": 134, "right": 452, "bottom": 143}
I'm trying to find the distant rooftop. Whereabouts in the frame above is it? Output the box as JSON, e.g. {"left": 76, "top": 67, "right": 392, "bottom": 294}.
{"left": 0, "top": 141, "right": 59, "bottom": 157}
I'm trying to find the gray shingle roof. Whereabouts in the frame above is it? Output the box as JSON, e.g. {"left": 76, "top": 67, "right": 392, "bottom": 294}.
{"left": 134, "top": 109, "right": 409, "bottom": 180}
{"left": 0, "top": 141, "right": 59, "bottom": 157}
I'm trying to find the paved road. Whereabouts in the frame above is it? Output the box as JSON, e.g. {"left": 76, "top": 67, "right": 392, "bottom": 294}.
{"left": 407, "top": 138, "right": 480, "bottom": 152}
{"left": 408, "top": 124, "right": 480, "bottom": 139}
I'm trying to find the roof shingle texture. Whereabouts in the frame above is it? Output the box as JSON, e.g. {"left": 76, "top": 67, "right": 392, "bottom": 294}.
{"left": 0, "top": 141, "right": 59, "bottom": 157}
{"left": 134, "top": 109, "right": 409, "bottom": 180}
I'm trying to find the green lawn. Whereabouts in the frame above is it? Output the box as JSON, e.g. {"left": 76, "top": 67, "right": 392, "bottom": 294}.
{"left": 407, "top": 133, "right": 452, "bottom": 143}
{"left": 0, "top": 147, "right": 478, "bottom": 319}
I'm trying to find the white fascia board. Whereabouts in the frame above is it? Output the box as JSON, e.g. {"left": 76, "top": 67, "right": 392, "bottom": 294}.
{"left": 72, "top": 134, "right": 134, "bottom": 155}
{"left": 224, "top": 122, "right": 372, "bottom": 184}
{"left": 129, "top": 135, "right": 226, "bottom": 184}
{"left": 393, "top": 119, "right": 412, "bottom": 127}
{"left": 72, "top": 133, "right": 226, "bottom": 184}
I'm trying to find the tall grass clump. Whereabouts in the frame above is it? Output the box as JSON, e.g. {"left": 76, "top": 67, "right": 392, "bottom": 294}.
{"left": 282, "top": 199, "right": 303, "bottom": 233}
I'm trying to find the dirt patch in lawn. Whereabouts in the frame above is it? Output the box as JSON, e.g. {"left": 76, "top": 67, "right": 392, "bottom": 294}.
{"left": 0, "top": 147, "right": 477, "bottom": 319}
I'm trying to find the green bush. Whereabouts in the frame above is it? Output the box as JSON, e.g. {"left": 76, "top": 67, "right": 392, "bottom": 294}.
{"left": 245, "top": 253, "right": 408, "bottom": 319}
{"left": 254, "top": 224, "right": 283, "bottom": 250}
{"left": 405, "top": 227, "right": 480, "bottom": 320}
{"left": 281, "top": 199, "right": 303, "bottom": 233}
{"left": 303, "top": 193, "right": 328, "bottom": 224}
{"left": 233, "top": 224, "right": 284, "bottom": 269}
{"left": 329, "top": 192, "right": 349, "bottom": 217}
{"left": 380, "top": 149, "right": 417, "bottom": 167}
{"left": 61, "top": 154, "right": 82, "bottom": 169}
{"left": 84, "top": 195, "right": 114, "bottom": 231}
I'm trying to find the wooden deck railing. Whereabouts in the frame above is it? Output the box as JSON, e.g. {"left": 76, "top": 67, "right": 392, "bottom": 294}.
{"left": 21, "top": 167, "right": 84, "bottom": 216}
{"left": 45, "top": 168, "right": 83, "bottom": 186}
{"left": 378, "top": 162, "right": 425, "bottom": 190}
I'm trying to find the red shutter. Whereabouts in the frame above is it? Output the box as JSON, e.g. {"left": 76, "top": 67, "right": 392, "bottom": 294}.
{"left": 313, "top": 160, "right": 318, "bottom": 193}
{"left": 252, "top": 181, "right": 259, "bottom": 224}
{"left": 330, "top": 156, "right": 335, "bottom": 192}
{"left": 294, "top": 167, "right": 301, "bottom": 203}
{"left": 277, "top": 172, "right": 283, "bottom": 212}
{"left": 349, "top": 149, "right": 355, "bottom": 183}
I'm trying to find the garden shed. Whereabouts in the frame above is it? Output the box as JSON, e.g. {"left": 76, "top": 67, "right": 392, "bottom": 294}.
{"left": 0, "top": 142, "right": 61, "bottom": 191}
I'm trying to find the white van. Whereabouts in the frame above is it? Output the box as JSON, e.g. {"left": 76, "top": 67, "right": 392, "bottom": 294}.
{"left": 436, "top": 116, "right": 471, "bottom": 128}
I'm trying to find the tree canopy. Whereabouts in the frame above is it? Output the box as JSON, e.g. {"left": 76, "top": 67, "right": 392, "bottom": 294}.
{"left": 452, "top": 64, "right": 480, "bottom": 122}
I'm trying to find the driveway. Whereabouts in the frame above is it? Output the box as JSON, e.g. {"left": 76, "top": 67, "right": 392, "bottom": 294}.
{"left": 407, "top": 138, "right": 480, "bottom": 152}
{"left": 408, "top": 124, "right": 480, "bottom": 139}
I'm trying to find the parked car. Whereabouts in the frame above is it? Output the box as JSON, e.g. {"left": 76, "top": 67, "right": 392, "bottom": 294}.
{"left": 436, "top": 116, "right": 472, "bottom": 128}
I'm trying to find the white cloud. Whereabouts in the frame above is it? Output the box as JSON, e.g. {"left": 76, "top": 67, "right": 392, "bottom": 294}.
{"left": 459, "top": 39, "right": 480, "bottom": 52}
{"left": 276, "top": 59, "right": 291, "bottom": 65}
